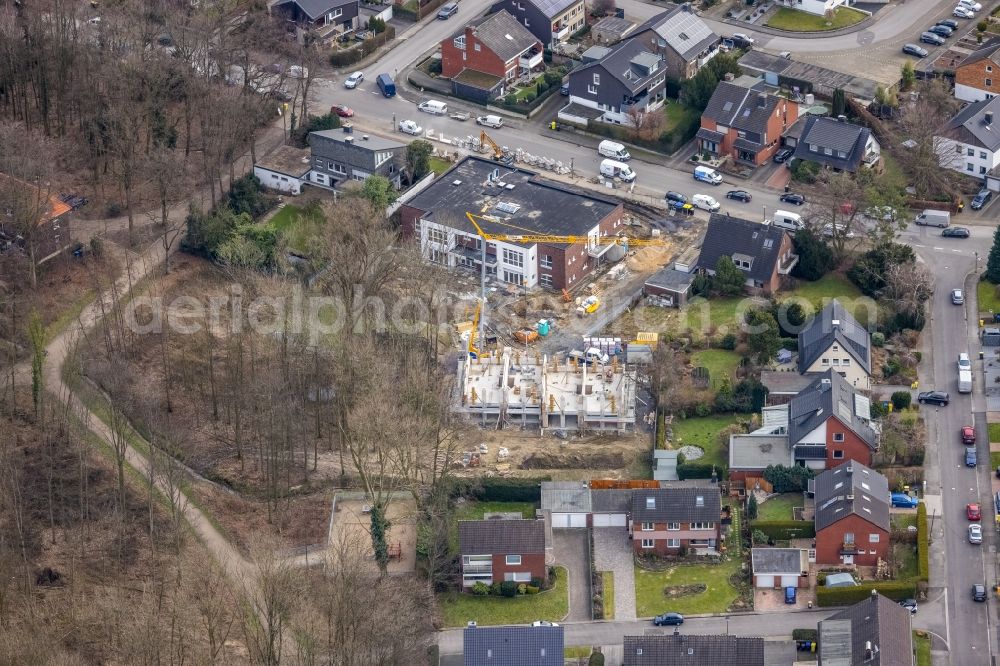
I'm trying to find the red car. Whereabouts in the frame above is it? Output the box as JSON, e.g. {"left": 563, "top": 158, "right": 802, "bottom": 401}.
{"left": 961, "top": 425, "right": 976, "bottom": 445}
{"left": 331, "top": 104, "right": 355, "bottom": 118}
{"left": 967, "top": 503, "right": 982, "bottom": 521}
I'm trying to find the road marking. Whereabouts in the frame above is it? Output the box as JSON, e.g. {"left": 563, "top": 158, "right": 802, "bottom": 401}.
{"left": 933, "top": 247, "right": 944, "bottom": 251}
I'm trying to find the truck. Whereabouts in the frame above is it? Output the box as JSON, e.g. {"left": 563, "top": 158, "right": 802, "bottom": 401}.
{"left": 959, "top": 369, "right": 973, "bottom": 393}
{"left": 568, "top": 348, "right": 610, "bottom": 365}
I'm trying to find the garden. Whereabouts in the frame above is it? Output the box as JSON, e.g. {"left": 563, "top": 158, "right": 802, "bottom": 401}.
{"left": 766, "top": 6, "right": 867, "bottom": 31}
{"left": 634, "top": 558, "right": 743, "bottom": 617}
{"left": 438, "top": 567, "right": 569, "bottom": 626}
{"left": 755, "top": 493, "right": 803, "bottom": 522}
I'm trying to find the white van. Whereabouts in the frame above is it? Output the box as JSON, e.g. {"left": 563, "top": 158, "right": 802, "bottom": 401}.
{"left": 693, "top": 165, "right": 722, "bottom": 185}
{"left": 418, "top": 99, "right": 448, "bottom": 115}
{"left": 600, "top": 159, "right": 636, "bottom": 182}
{"left": 914, "top": 209, "right": 950, "bottom": 227}
{"left": 476, "top": 114, "right": 503, "bottom": 128}
{"left": 598, "top": 140, "right": 631, "bottom": 161}
{"left": 692, "top": 194, "right": 720, "bottom": 212}
{"left": 771, "top": 210, "right": 803, "bottom": 231}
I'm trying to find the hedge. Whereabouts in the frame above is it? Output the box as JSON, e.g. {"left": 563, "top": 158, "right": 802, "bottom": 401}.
{"left": 750, "top": 520, "right": 816, "bottom": 540}
{"left": 917, "top": 502, "right": 929, "bottom": 583}
{"left": 792, "top": 628, "right": 817, "bottom": 642}
{"left": 677, "top": 462, "right": 720, "bottom": 480}
{"left": 816, "top": 582, "right": 917, "bottom": 606}
{"left": 472, "top": 476, "right": 548, "bottom": 503}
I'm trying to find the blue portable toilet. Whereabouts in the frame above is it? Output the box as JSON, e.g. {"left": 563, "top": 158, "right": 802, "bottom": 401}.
{"left": 537, "top": 319, "right": 550, "bottom": 336}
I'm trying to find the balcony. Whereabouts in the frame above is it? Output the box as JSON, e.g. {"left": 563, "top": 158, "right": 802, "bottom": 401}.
{"left": 622, "top": 91, "right": 665, "bottom": 115}
{"left": 553, "top": 24, "right": 571, "bottom": 40}
{"left": 777, "top": 253, "right": 799, "bottom": 275}
{"left": 841, "top": 542, "right": 858, "bottom": 554}
{"left": 462, "top": 564, "right": 494, "bottom": 575}
{"left": 520, "top": 48, "right": 544, "bottom": 71}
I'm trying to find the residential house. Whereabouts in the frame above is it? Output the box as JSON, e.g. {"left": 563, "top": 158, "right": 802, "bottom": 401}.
{"left": 935, "top": 95, "right": 1000, "bottom": 178}
{"left": 561, "top": 39, "right": 667, "bottom": 126}
{"left": 0, "top": 174, "right": 73, "bottom": 266}
{"left": 813, "top": 461, "right": 890, "bottom": 566}
{"left": 692, "top": 213, "right": 798, "bottom": 295}
{"left": 463, "top": 624, "right": 564, "bottom": 666}
{"left": 954, "top": 39, "right": 1000, "bottom": 103}
{"left": 308, "top": 126, "right": 406, "bottom": 189}
{"left": 792, "top": 115, "right": 880, "bottom": 173}
{"left": 818, "top": 592, "right": 914, "bottom": 666}
{"left": 737, "top": 51, "right": 880, "bottom": 102}
{"left": 458, "top": 518, "right": 546, "bottom": 588}
{"left": 440, "top": 11, "right": 543, "bottom": 103}
{"left": 643, "top": 263, "right": 695, "bottom": 307}
{"left": 540, "top": 481, "right": 640, "bottom": 528}
{"left": 791, "top": 0, "right": 848, "bottom": 17}
{"left": 272, "top": 0, "right": 359, "bottom": 42}
{"left": 797, "top": 299, "right": 872, "bottom": 390}
{"left": 758, "top": 370, "right": 814, "bottom": 406}
{"left": 253, "top": 144, "right": 312, "bottom": 195}
{"left": 487, "top": 0, "right": 586, "bottom": 48}
{"left": 629, "top": 4, "right": 720, "bottom": 80}
{"left": 623, "top": 634, "right": 795, "bottom": 666}
{"left": 697, "top": 80, "right": 799, "bottom": 166}
{"left": 630, "top": 487, "right": 721, "bottom": 556}
{"left": 751, "top": 548, "right": 810, "bottom": 588}
{"left": 398, "top": 156, "right": 626, "bottom": 291}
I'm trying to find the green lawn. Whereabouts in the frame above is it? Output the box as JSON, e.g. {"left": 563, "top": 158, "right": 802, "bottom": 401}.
{"left": 990, "top": 423, "right": 1000, "bottom": 443}
{"left": 429, "top": 157, "right": 452, "bottom": 175}
{"left": 451, "top": 501, "right": 536, "bottom": 553}
{"left": 603, "top": 571, "right": 615, "bottom": 619}
{"left": 979, "top": 279, "right": 1000, "bottom": 316}
{"left": 914, "top": 631, "right": 931, "bottom": 666}
{"left": 635, "top": 559, "right": 741, "bottom": 617}
{"left": 756, "top": 493, "right": 803, "bottom": 522}
{"left": 894, "top": 542, "right": 918, "bottom": 580}
{"left": 766, "top": 6, "right": 867, "bottom": 31}
{"left": 268, "top": 204, "right": 326, "bottom": 254}
{"left": 781, "top": 273, "right": 862, "bottom": 309}
{"left": 892, "top": 514, "right": 918, "bottom": 531}
{"left": 663, "top": 102, "right": 699, "bottom": 133}
{"left": 565, "top": 647, "right": 592, "bottom": 659}
{"left": 669, "top": 414, "right": 742, "bottom": 469}
{"left": 990, "top": 451, "right": 1000, "bottom": 469}
{"left": 438, "top": 567, "right": 569, "bottom": 627}
{"left": 690, "top": 349, "right": 742, "bottom": 383}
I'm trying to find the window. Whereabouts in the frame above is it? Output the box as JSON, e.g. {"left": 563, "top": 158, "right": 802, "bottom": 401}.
{"left": 832, "top": 344, "right": 839, "bottom": 351}
{"left": 505, "top": 555, "right": 521, "bottom": 565}
{"left": 540, "top": 254, "right": 553, "bottom": 268}
{"left": 822, "top": 358, "right": 830, "bottom": 365}
{"left": 989, "top": 65, "right": 995, "bottom": 72}
{"left": 428, "top": 228, "right": 447, "bottom": 244}
{"left": 502, "top": 248, "right": 524, "bottom": 268}
{"left": 329, "top": 7, "right": 342, "bottom": 19}
{"left": 641, "top": 521, "right": 653, "bottom": 531}
{"left": 844, "top": 533, "right": 854, "bottom": 544}
{"left": 968, "top": 147, "right": 976, "bottom": 156}
{"left": 982, "top": 151, "right": 989, "bottom": 159}
{"left": 640, "top": 539, "right": 654, "bottom": 549}
{"left": 824, "top": 147, "right": 833, "bottom": 156}
{"left": 666, "top": 538, "right": 680, "bottom": 548}
{"left": 987, "top": 79, "right": 993, "bottom": 87}
{"left": 968, "top": 162, "right": 975, "bottom": 172}
{"left": 587, "top": 84, "right": 597, "bottom": 95}
{"left": 956, "top": 144, "right": 963, "bottom": 153}
{"left": 593, "top": 73, "right": 600, "bottom": 85}
{"left": 539, "top": 274, "right": 553, "bottom": 287}
{"left": 502, "top": 270, "right": 522, "bottom": 285}
{"left": 836, "top": 151, "right": 846, "bottom": 158}
{"left": 869, "top": 533, "right": 880, "bottom": 543}
{"left": 690, "top": 522, "right": 714, "bottom": 530}
{"left": 645, "top": 497, "right": 655, "bottom": 509}
{"left": 331, "top": 162, "right": 346, "bottom": 175}
{"left": 696, "top": 495, "right": 704, "bottom": 507}
{"left": 982, "top": 166, "right": 988, "bottom": 174}
{"left": 832, "top": 358, "right": 840, "bottom": 366}
{"left": 462, "top": 52, "right": 466, "bottom": 61}
{"left": 833, "top": 433, "right": 845, "bottom": 442}
{"left": 504, "top": 572, "right": 531, "bottom": 582}
{"left": 474, "top": 43, "right": 481, "bottom": 52}
{"left": 842, "top": 358, "right": 850, "bottom": 366}
{"left": 808, "top": 143, "right": 818, "bottom": 152}
{"left": 667, "top": 522, "right": 680, "bottom": 531}
{"left": 454, "top": 36, "right": 465, "bottom": 49}
{"left": 833, "top": 450, "right": 844, "bottom": 459}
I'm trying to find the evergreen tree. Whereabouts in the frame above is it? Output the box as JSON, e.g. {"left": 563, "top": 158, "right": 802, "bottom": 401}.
{"left": 986, "top": 225, "right": 1000, "bottom": 283}
{"left": 747, "top": 494, "right": 758, "bottom": 521}
{"left": 832, "top": 88, "right": 846, "bottom": 117}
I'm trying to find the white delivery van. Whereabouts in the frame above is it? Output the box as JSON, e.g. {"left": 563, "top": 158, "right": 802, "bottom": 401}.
{"left": 771, "top": 210, "right": 803, "bottom": 231}
{"left": 598, "top": 140, "right": 631, "bottom": 161}
{"left": 692, "top": 194, "right": 721, "bottom": 212}
{"left": 959, "top": 369, "right": 973, "bottom": 393}
{"left": 418, "top": 99, "right": 448, "bottom": 115}
{"left": 693, "top": 165, "right": 722, "bottom": 185}
{"left": 600, "top": 159, "right": 636, "bottom": 182}
{"left": 914, "top": 209, "right": 950, "bottom": 227}
{"left": 476, "top": 115, "right": 504, "bottom": 128}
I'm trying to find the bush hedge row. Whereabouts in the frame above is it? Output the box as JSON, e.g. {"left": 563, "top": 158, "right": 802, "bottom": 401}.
{"left": 471, "top": 476, "right": 548, "bottom": 503}
{"left": 917, "top": 502, "right": 929, "bottom": 583}
{"left": 750, "top": 520, "right": 816, "bottom": 540}
{"left": 816, "top": 581, "right": 916, "bottom": 607}
{"left": 677, "top": 462, "right": 720, "bottom": 480}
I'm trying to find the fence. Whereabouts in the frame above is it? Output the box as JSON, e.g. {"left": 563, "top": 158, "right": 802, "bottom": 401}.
{"left": 394, "top": 0, "right": 449, "bottom": 21}
{"left": 386, "top": 171, "right": 436, "bottom": 218}
{"left": 328, "top": 26, "right": 396, "bottom": 68}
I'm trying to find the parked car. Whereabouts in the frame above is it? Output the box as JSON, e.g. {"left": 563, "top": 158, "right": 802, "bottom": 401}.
{"left": 899, "top": 598, "right": 918, "bottom": 613}
{"left": 773, "top": 147, "right": 794, "bottom": 163}
{"left": 917, "top": 390, "right": 950, "bottom": 406}
{"left": 822, "top": 223, "right": 856, "bottom": 238}
{"left": 952, "top": 288, "right": 964, "bottom": 304}
{"left": 344, "top": 71, "right": 364, "bottom": 88}
{"left": 967, "top": 503, "right": 982, "bottom": 520}
{"left": 969, "top": 523, "right": 983, "bottom": 544}
{"left": 653, "top": 612, "right": 684, "bottom": 626}
{"left": 665, "top": 191, "right": 688, "bottom": 205}
{"left": 692, "top": 194, "right": 721, "bottom": 212}
{"left": 731, "top": 32, "right": 755, "bottom": 48}
{"left": 531, "top": 620, "right": 559, "bottom": 627}
{"left": 966, "top": 446, "right": 978, "bottom": 467}
{"left": 726, "top": 189, "right": 752, "bottom": 202}
{"left": 972, "top": 189, "right": 993, "bottom": 210}
{"left": 962, "top": 425, "right": 977, "bottom": 445}
{"left": 398, "top": 119, "right": 423, "bottom": 135}
{"left": 973, "top": 584, "right": 988, "bottom": 601}
{"left": 784, "top": 587, "right": 797, "bottom": 604}
{"left": 928, "top": 24, "right": 953, "bottom": 37}
{"left": 938, "top": 18, "right": 959, "bottom": 28}
{"left": 959, "top": 353, "right": 971, "bottom": 370}
{"left": 920, "top": 31, "right": 946, "bottom": 45}
{"left": 903, "top": 43, "right": 929, "bottom": 57}
{"left": 476, "top": 115, "right": 504, "bottom": 128}
{"left": 560, "top": 83, "right": 569, "bottom": 95}
{"left": 954, "top": 5, "right": 975, "bottom": 18}
{"left": 331, "top": 104, "right": 354, "bottom": 117}
{"left": 891, "top": 492, "right": 919, "bottom": 508}
{"left": 437, "top": 1, "right": 458, "bottom": 18}
{"left": 942, "top": 226, "right": 970, "bottom": 238}
{"left": 779, "top": 192, "right": 805, "bottom": 205}
{"left": 959, "top": 0, "right": 982, "bottom": 11}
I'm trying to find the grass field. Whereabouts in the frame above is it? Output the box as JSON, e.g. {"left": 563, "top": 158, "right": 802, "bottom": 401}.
{"left": 690, "top": 349, "right": 742, "bottom": 383}
{"left": 438, "top": 567, "right": 568, "bottom": 627}
{"left": 429, "top": 157, "right": 452, "bottom": 175}
{"left": 991, "top": 451, "right": 1000, "bottom": 470}
{"left": 268, "top": 204, "right": 325, "bottom": 254}
{"left": 979, "top": 279, "right": 1000, "bottom": 315}
{"left": 664, "top": 102, "right": 699, "bottom": 133}
{"left": 565, "top": 647, "right": 592, "bottom": 659}
{"left": 914, "top": 631, "right": 931, "bottom": 666}
{"left": 767, "top": 6, "right": 867, "bottom": 31}
{"left": 991, "top": 423, "right": 1000, "bottom": 442}
{"left": 756, "top": 493, "right": 803, "bottom": 522}
{"left": 669, "top": 414, "right": 742, "bottom": 468}
{"left": 781, "top": 273, "right": 863, "bottom": 309}
{"left": 892, "top": 514, "right": 918, "bottom": 531}
{"left": 634, "top": 559, "right": 741, "bottom": 617}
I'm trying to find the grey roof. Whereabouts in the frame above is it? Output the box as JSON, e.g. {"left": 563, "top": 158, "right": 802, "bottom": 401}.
{"left": 793, "top": 116, "right": 874, "bottom": 172}
{"left": 695, "top": 214, "right": 789, "bottom": 284}
{"left": 405, "top": 156, "right": 621, "bottom": 247}
{"left": 581, "top": 45, "right": 613, "bottom": 62}
{"left": 633, "top": 5, "right": 719, "bottom": 61}
{"left": 797, "top": 300, "right": 871, "bottom": 374}
{"left": 309, "top": 129, "right": 405, "bottom": 152}
{"left": 463, "top": 625, "right": 564, "bottom": 666}
{"left": 573, "top": 38, "right": 665, "bottom": 94}
{"left": 695, "top": 127, "right": 726, "bottom": 143}
{"left": 761, "top": 370, "right": 814, "bottom": 395}
{"left": 788, "top": 370, "right": 877, "bottom": 449}
{"left": 818, "top": 593, "right": 913, "bottom": 666}
{"left": 528, "top": 0, "right": 580, "bottom": 18}
{"left": 813, "top": 461, "right": 889, "bottom": 533}
{"left": 458, "top": 519, "right": 546, "bottom": 555}
{"left": 466, "top": 11, "right": 540, "bottom": 62}
{"left": 540, "top": 481, "right": 592, "bottom": 513}
{"left": 737, "top": 50, "right": 879, "bottom": 101}
{"left": 256, "top": 144, "right": 312, "bottom": 178}
{"left": 958, "top": 38, "right": 1000, "bottom": 69}
{"left": 703, "top": 81, "right": 783, "bottom": 142}
{"left": 623, "top": 634, "right": 766, "bottom": 666}
{"left": 940, "top": 95, "right": 1000, "bottom": 152}
{"left": 751, "top": 548, "right": 806, "bottom": 575}
{"left": 729, "top": 434, "right": 791, "bottom": 470}
{"left": 631, "top": 487, "right": 720, "bottom": 523}
{"left": 591, "top": 488, "right": 634, "bottom": 513}
{"left": 645, "top": 266, "right": 695, "bottom": 292}
{"left": 824, "top": 572, "right": 857, "bottom": 587}
{"left": 274, "top": 0, "right": 355, "bottom": 20}
{"left": 591, "top": 16, "right": 635, "bottom": 40}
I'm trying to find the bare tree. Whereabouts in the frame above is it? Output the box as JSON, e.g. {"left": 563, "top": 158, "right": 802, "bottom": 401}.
{"left": 899, "top": 79, "right": 963, "bottom": 197}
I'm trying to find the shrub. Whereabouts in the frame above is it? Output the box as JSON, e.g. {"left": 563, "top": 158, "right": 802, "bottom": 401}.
{"left": 816, "top": 573, "right": 827, "bottom": 585}
{"left": 531, "top": 577, "right": 543, "bottom": 589}
{"left": 526, "top": 585, "right": 540, "bottom": 594}
{"left": 694, "top": 403, "right": 712, "bottom": 417}
{"left": 791, "top": 159, "right": 820, "bottom": 184}
{"left": 751, "top": 520, "right": 816, "bottom": 540}
{"left": 978, "top": 20, "right": 989, "bottom": 32}
{"left": 500, "top": 581, "right": 518, "bottom": 597}
{"left": 588, "top": 652, "right": 605, "bottom": 666}
{"left": 677, "top": 462, "right": 718, "bottom": 479}
{"left": 517, "top": 583, "right": 527, "bottom": 595}
{"left": 523, "top": 91, "right": 537, "bottom": 103}
{"left": 816, "top": 581, "right": 917, "bottom": 606}
{"left": 490, "top": 582, "right": 502, "bottom": 596}
{"left": 471, "top": 581, "right": 490, "bottom": 595}
{"left": 429, "top": 59, "right": 442, "bottom": 75}
{"left": 752, "top": 528, "right": 768, "bottom": 545}
{"left": 227, "top": 174, "right": 278, "bottom": 218}
{"left": 89, "top": 237, "right": 104, "bottom": 257}
{"left": 792, "top": 628, "right": 818, "bottom": 642}
{"left": 472, "top": 476, "right": 548, "bottom": 503}
{"left": 543, "top": 70, "right": 563, "bottom": 87}
{"left": 917, "top": 502, "right": 929, "bottom": 583}
{"left": 719, "top": 333, "right": 737, "bottom": 350}
{"left": 763, "top": 464, "right": 814, "bottom": 493}
{"left": 891, "top": 391, "right": 912, "bottom": 410}
{"left": 872, "top": 331, "right": 886, "bottom": 347}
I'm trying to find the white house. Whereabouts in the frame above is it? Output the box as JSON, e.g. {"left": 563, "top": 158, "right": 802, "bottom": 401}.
{"left": 934, "top": 96, "right": 1000, "bottom": 178}
{"left": 784, "top": 0, "right": 849, "bottom": 16}
{"left": 253, "top": 145, "right": 311, "bottom": 195}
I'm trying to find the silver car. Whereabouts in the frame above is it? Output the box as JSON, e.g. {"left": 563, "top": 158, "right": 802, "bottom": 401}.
{"left": 344, "top": 71, "right": 364, "bottom": 89}
{"left": 969, "top": 523, "right": 983, "bottom": 544}
{"left": 952, "top": 289, "right": 964, "bottom": 305}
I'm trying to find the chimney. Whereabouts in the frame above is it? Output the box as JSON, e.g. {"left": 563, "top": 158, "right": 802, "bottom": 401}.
{"left": 682, "top": 2, "right": 692, "bottom": 11}
{"left": 831, "top": 318, "right": 840, "bottom": 328}
{"left": 986, "top": 111, "right": 994, "bottom": 125}
{"left": 724, "top": 72, "right": 734, "bottom": 82}
{"left": 837, "top": 115, "right": 847, "bottom": 122}
{"left": 342, "top": 123, "right": 353, "bottom": 134}
{"left": 758, "top": 93, "right": 767, "bottom": 108}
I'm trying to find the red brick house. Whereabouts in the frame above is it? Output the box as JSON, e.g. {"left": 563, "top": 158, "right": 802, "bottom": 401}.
{"left": 954, "top": 39, "right": 1000, "bottom": 103}
{"left": 696, "top": 80, "right": 799, "bottom": 166}
{"left": 813, "top": 461, "right": 890, "bottom": 567}
{"left": 629, "top": 487, "right": 721, "bottom": 556}
{"left": 0, "top": 174, "right": 73, "bottom": 268}
{"left": 458, "top": 518, "right": 547, "bottom": 589}
{"left": 693, "top": 213, "right": 798, "bottom": 296}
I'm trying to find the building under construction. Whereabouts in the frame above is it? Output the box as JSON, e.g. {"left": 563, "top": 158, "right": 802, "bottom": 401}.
{"left": 456, "top": 347, "right": 637, "bottom": 433}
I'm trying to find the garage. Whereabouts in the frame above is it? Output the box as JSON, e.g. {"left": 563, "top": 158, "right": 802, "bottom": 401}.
{"left": 780, "top": 575, "right": 799, "bottom": 587}
{"left": 592, "top": 513, "right": 627, "bottom": 527}
{"left": 751, "top": 548, "right": 808, "bottom": 588}
{"left": 551, "top": 513, "right": 587, "bottom": 528}
{"left": 542, "top": 482, "right": 593, "bottom": 530}
{"left": 755, "top": 575, "right": 775, "bottom": 588}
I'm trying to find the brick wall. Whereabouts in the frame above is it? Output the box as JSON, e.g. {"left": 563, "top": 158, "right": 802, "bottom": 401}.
{"left": 815, "top": 514, "right": 888, "bottom": 566}
{"left": 956, "top": 59, "right": 1000, "bottom": 100}
{"left": 824, "top": 416, "right": 874, "bottom": 469}
{"left": 441, "top": 26, "right": 519, "bottom": 80}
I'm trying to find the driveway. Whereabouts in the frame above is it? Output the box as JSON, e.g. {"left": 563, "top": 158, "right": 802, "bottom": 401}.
{"left": 551, "top": 529, "right": 592, "bottom": 622}
{"left": 593, "top": 528, "right": 637, "bottom": 621}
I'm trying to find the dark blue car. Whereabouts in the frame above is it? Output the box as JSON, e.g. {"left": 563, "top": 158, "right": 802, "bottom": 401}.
{"left": 784, "top": 587, "right": 797, "bottom": 604}
{"left": 966, "top": 446, "right": 978, "bottom": 467}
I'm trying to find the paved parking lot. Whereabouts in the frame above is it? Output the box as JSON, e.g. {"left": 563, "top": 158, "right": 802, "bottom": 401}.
{"left": 593, "top": 527, "right": 637, "bottom": 620}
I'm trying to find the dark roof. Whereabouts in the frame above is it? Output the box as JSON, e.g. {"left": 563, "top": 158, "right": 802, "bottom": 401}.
{"left": 957, "top": 38, "right": 1000, "bottom": 69}
{"left": 528, "top": 0, "right": 581, "bottom": 19}
{"left": 645, "top": 266, "right": 696, "bottom": 292}
{"left": 274, "top": 0, "right": 355, "bottom": 20}
{"left": 788, "top": 370, "right": 877, "bottom": 449}
{"left": 632, "top": 5, "right": 718, "bottom": 61}
{"left": 797, "top": 300, "right": 871, "bottom": 374}
{"left": 939, "top": 95, "right": 1000, "bottom": 152}
{"left": 695, "top": 127, "right": 726, "bottom": 143}
{"left": 572, "top": 38, "right": 665, "bottom": 94}
{"left": 464, "top": 11, "right": 539, "bottom": 62}
{"left": 761, "top": 370, "right": 814, "bottom": 395}
{"left": 631, "top": 487, "right": 720, "bottom": 523}
{"left": 737, "top": 51, "right": 879, "bottom": 101}
{"left": 310, "top": 129, "right": 405, "bottom": 152}
{"left": 463, "top": 625, "right": 564, "bottom": 666}
{"left": 694, "top": 214, "right": 789, "bottom": 285}
{"left": 793, "top": 116, "right": 874, "bottom": 172}
{"left": 452, "top": 68, "right": 505, "bottom": 90}
{"left": 458, "top": 519, "right": 546, "bottom": 555}
{"left": 813, "top": 461, "right": 889, "bottom": 533}
{"left": 591, "top": 488, "right": 634, "bottom": 513}
{"left": 623, "top": 634, "right": 766, "bottom": 666}
{"left": 702, "top": 81, "right": 781, "bottom": 139}
{"left": 818, "top": 593, "right": 913, "bottom": 666}
{"left": 751, "top": 548, "right": 806, "bottom": 575}
{"left": 404, "top": 156, "right": 621, "bottom": 247}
